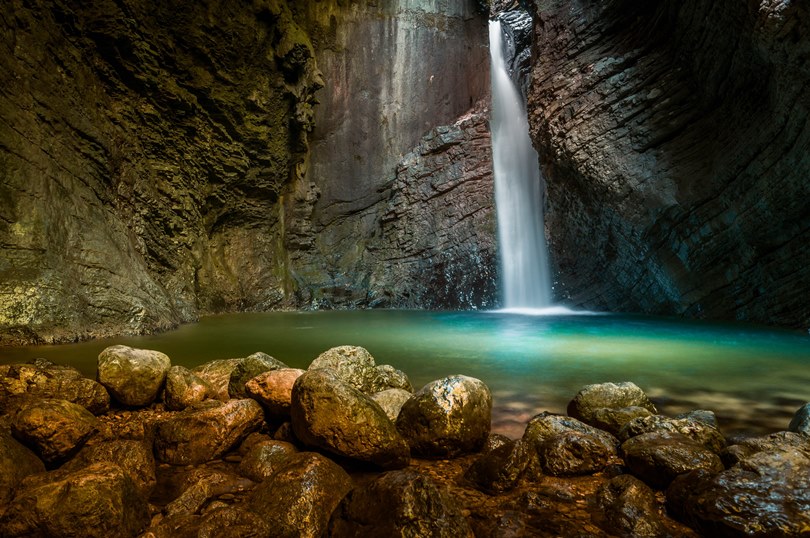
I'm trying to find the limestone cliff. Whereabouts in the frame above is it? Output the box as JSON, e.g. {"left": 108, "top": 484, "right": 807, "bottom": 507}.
{"left": 528, "top": 0, "right": 810, "bottom": 327}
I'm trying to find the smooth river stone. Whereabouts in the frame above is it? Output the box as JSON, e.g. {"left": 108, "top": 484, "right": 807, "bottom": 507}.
{"left": 97, "top": 345, "right": 171, "bottom": 406}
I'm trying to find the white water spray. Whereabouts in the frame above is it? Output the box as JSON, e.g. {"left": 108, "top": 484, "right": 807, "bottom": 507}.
{"left": 489, "top": 19, "right": 552, "bottom": 309}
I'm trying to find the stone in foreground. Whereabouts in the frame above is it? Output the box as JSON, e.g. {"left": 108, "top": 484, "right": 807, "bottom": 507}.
{"left": 228, "top": 352, "right": 288, "bottom": 399}
{"left": 0, "top": 462, "right": 149, "bottom": 538}
{"left": 97, "top": 345, "right": 171, "bottom": 406}
{"left": 61, "top": 439, "right": 156, "bottom": 497}
{"left": 622, "top": 431, "right": 724, "bottom": 489}
{"left": 396, "top": 374, "right": 491, "bottom": 458}
{"left": 11, "top": 398, "right": 99, "bottom": 464}
{"left": 248, "top": 452, "right": 352, "bottom": 538}
{"left": 329, "top": 468, "right": 474, "bottom": 537}
{"left": 154, "top": 399, "right": 264, "bottom": 465}
{"left": 0, "top": 431, "right": 44, "bottom": 504}
{"left": 291, "top": 369, "right": 410, "bottom": 469}
{"left": 567, "top": 381, "right": 657, "bottom": 425}
{"left": 238, "top": 440, "right": 298, "bottom": 482}
{"left": 371, "top": 387, "right": 412, "bottom": 422}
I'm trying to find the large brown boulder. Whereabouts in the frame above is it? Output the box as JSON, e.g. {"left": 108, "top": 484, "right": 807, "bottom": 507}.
{"left": 329, "top": 468, "right": 474, "bottom": 537}
{"left": 61, "top": 439, "right": 156, "bottom": 497}
{"left": 0, "top": 462, "right": 149, "bottom": 537}
{"left": 567, "top": 382, "right": 657, "bottom": 425}
{"left": 192, "top": 358, "right": 243, "bottom": 401}
{"left": 11, "top": 398, "right": 99, "bottom": 464}
{"left": 228, "top": 352, "right": 288, "bottom": 399}
{"left": 619, "top": 414, "right": 726, "bottom": 453}
{"left": 622, "top": 431, "right": 724, "bottom": 489}
{"left": 97, "top": 345, "right": 171, "bottom": 406}
{"left": 0, "top": 431, "right": 44, "bottom": 504}
{"left": 308, "top": 345, "right": 411, "bottom": 394}
{"left": 244, "top": 368, "right": 305, "bottom": 416}
{"left": 238, "top": 440, "right": 298, "bottom": 482}
{"left": 247, "top": 452, "right": 352, "bottom": 538}
{"left": 154, "top": 399, "right": 264, "bottom": 465}
{"left": 0, "top": 360, "right": 109, "bottom": 415}
{"left": 163, "top": 365, "right": 215, "bottom": 411}
{"left": 291, "top": 369, "right": 409, "bottom": 469}
{"left": 396, "top": 375, "right": 491, "bottom": 458}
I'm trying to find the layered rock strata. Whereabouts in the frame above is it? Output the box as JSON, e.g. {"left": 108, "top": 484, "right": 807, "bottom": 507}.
{"left": 527, "top": 0, "right": 810, "bottom": 327}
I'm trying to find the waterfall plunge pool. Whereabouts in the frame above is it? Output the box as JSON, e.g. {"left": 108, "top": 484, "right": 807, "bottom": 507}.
{"left": 4, "top": 310, "right": 809, "bottom": 438}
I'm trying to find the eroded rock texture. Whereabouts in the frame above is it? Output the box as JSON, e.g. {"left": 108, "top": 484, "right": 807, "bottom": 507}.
{"left": 529, "top": 0, "right": 810, "bottom": 327}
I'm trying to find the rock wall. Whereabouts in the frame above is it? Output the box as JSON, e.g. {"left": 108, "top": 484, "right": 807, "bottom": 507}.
{"left": 528, "top": 0, "right": 810, "bottom": 327}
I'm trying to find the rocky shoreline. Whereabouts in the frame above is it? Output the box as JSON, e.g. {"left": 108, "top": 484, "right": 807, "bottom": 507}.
{"left": 1, "top": 345, "right": 808, "bottom": 537}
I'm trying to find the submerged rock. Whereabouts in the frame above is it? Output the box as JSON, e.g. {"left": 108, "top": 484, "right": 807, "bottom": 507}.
{"left": 396, "top": 375, "right": 492, "bottom": 458}
{"left": 0, "top": 431, "right": 44, "bottom": 504}
{"left": 789, "top": 403, "right": 810, "bottom": 436}
{"left": 11, "top": 398, "right": 99, "bottom": 465}
{"left": 247, "top": 452, "right": 352, "bottom": 538}
{"left": 291, "top": 369, "right": 410, "bottom": 469}
{"left": 97, "top": 345, "right": 171, "bottom": 406}
{"left": 0, "top": 360, "right": 110, "bottom": 415}
{"left": 244, "top": 368, "right": 305, "bottom": 416}
{"left": 0, "top": 462, "right": 149, "bottom": 537}
{"left": 163, "top": 365, "right": 215, "bottom": 411}
{"left": 668, "top": 448, "right": 810, "bottom": 537}
{"left": 153, "top": 399, "right": 264, "bottom": 465}
{"left": 567, "top": 382, "right": 657, "bottom": 425}
{"left": 621, "top": 431, "right": 724, "bottom": 489}
{"left": 329, "top": 468, "right": 474, "bottom": 537}
{"left": 228, "top": 352, "right": 288, "bottom": 399}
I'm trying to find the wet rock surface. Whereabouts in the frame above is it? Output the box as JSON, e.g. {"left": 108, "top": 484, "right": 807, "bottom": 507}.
{"left": 163, "top": 365, "right": 214, "bottom": 411}
{"left": 567, "top": 382, "right": 657, "bottom": 425}
{"left": 97, "top": 345, "right": 171, "bottom": 407}
{"left": 11, "top": 398, "right": 99, "bottom": 465}
{"left": 1, "top": 351, "right": 806, "bottom": 538}
{"left": 789, "top": 403, "right": 810, "bottom": 435}
{"left": 244, "top": 368, "right": 305, "bottom": 417}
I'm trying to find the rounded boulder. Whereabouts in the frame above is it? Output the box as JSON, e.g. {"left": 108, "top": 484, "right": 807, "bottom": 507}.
{"left": 97, "top": 345, "right": 171, "bottom": 406}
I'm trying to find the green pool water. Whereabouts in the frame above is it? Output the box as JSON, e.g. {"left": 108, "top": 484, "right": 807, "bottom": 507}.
{"left": 3, "top": 310, "right": 809, "bottom": 438}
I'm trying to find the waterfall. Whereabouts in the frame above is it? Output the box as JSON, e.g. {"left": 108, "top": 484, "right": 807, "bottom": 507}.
{"left": 489, "top": 19, "right": 553, "bottom": 310}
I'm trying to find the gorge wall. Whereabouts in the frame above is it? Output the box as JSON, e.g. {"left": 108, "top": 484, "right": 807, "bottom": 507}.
{"left": 0, "top": 0, "right": 494, "bottom": 344}
{"left": 528, "top": 0, "right": 810, "bottom": 328}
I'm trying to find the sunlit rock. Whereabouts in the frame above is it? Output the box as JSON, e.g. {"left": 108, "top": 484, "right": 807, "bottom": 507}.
{"left": 228, "top": 352, "right": 288, "bottom": 399}
{"left": 0, "top": 360, "right": 109, "bottom": 415}
{"left": 396, "top": 375, "right": 492, "bottom": 458}
{"left": 192, "top": 358, "right": 243, "bottom": 401}
{"left": 97, "top": 345, "right": 171, "bottom": 407}
{"left": 370, "top": 388, "right": 412, "bottom": 422}
{"left": 245, "top": 368, "right": 305, "bottom": 416}
{"left": 11, "top": 398, "right": 99, "bottom": 465}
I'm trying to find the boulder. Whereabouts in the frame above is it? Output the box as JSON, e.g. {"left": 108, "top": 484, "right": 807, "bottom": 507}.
{"left": 192, "top": 358, "right": 243, "bottom": 400}
{"left": 248, "top": 452, "right": 352, "bottom": 538}
{"left": 668, "top": 448, "right": 810, "bottom": 537}
{"left": 521, "top": 412, "right": 620, "bottom": 477}
{"left": 0, "top": 360, "right": 109, "bottom": 415}
{"left": 291, "top": 369, "right": 409, "bottom": 469}
{"left": 244, "top": 368, "right": 305, "bottom": 416}
{"left": 308, "top": 345, "right": 378, "bottom": 393}
{"left": 567, "top": 382, "right": 657, "bottom": 425}
{"left": 789, "top": 402, "right": 810, "bottom": 435}
{"left": 0, "top": 431, "right": 44, "bottom": 504}
{"left": 329, "top": 468, "right": 474, "bottom": 537}
{"left": 675, "top": 409, "right": 718, "bottom": 428}
{"left": 228, "top": 352, "right": 288, "bottom": 399}
{"left": 163, "top": 365, "right": 215, "bottom": 411}
{"left": 164, "top": 469, "right": 254, "bottom": 518}
{"left": 11, "top": 398, "right": 99, "bottom": 464}
{"left": 154, "top": 399, "right": 264, "bottom": 465}
{"left": 589, "top": 406, "right": 654, "bottom": 437}
{"left": 594, "top": 474, "right": 671, "bottom": 537}
{"left": 0, "top": 462, "right": 149, "bottom": 538}
{"left": 370, "top": 364, "right": 413, "bottom": 393}
{"left": 621, "top": 431, "right": 724, "bottom": 489}
{"left": 396, "top": 375, "right": 491, "bottom": 458}
{"left": 464, "top": 438, "right": 531, "bottom": 493}
{"left": 97, "top": 345, "right": 171, "bottom": 406}
{"left": 61, "top": 439, "right": 156, "bottom": 497}
{"left": 618, "top": 414, "right": 726, "bottom": 453}
{"left": 197, "top": 507, "right": 272, "bottom": 538}
{"left": 721, "top": 431, "right": 810, "bottom": 467}
{"left": 238, "top": 440, "right": 298, "bottom": 482}
{"left": 371, "top": 388, "right": 412, "bottom": 422}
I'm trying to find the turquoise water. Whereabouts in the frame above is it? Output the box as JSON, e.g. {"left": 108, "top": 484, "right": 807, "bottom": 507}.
{"left": 3, "top": 310, "right": 809, "bottom": 437}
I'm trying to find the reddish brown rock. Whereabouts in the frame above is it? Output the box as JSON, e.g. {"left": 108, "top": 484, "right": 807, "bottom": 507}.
{"left": 245, "top": 368, "right": 305, "bottom": 416}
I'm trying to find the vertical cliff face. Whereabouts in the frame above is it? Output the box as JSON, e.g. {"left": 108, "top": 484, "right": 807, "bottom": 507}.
{"left": 528, "top": 0, "right": 810, "bottom": 327}
{"left": 0, "top": 0, "right": 322, "bottom": 343}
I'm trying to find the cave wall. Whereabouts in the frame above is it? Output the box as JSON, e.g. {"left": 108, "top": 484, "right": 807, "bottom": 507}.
{"left": 528, "top": 0, "right": 810, "bottom": 327}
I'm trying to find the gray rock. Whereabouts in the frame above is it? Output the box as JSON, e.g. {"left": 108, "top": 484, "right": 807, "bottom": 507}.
{"left": 721, "top": 431, "right": 810, "bottom": 467}
{"left": 291, "top": 369, "right": 409, "bottom": 469}
{"left": 329, "top": 468, "right": 474, "bottom": 537}
{"left": 567, "top": 382, "right": 657, "bottom": 425}
{"left": 621, "top": 431, "right": 724, "bottom": 489}
{"left": 228, "top": 352, "right": 288, "bottom": 399}
{"left": 11, "top": 398, "right": 99, "bottom": 464}
{"left": 668, "top": 448, "right": 810, "bottom": 537}
{"left": 371, "top": 388, "right": 412, "bottom": 422}
{"left": 97, "top": 345, "right": 171, "bottom": 406}
{"left": 0, "top": 360, "right": 110, "bottom": 415}
{"left": 370, "top": 364, "right": 413, "bottom": 393}
{"left": 61, "top": 439, "right": 156, "bottom": 497}
{"left": 192, "top": 358, "right": 243, "bottom": 401}
{"left": 789, "top": 402, "right": 810, "bottom": 435}
{"left": 244, "top": 368, "right": 305, "bottom": 416}
{"left": 247, "top": 452, "right": 352, "bottom": 538}
{"left": 521, "top": 412, "right": 620, "bottom": 477}
{"left": 238, "top": 440, "right": 298, "bottom": 482}
{"left": 0, "top": 431, "right": 44, "bottom": 504}
{"left": 154, "top": 399, "right": 264, "bottom": 465}
{"left": 396, "top": 375, "right": 492, "bottom": 458}
{"left": 163, "top": 365, "right": 215, "bottom": 411}
{"left": 675, "top": 409, "right": 718, "bottom": 428}
{"left": 619, "top": 414, "right": 726, "bottom": 453}
{"left": 0, "top": 462, "right": 149, "bottom": 537}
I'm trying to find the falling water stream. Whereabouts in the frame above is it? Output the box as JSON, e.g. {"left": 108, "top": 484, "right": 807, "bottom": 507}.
{"left": 489, "top": 19, "right": 552, "bottom": 309}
